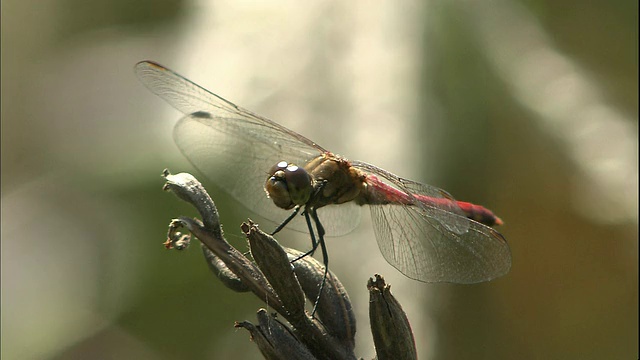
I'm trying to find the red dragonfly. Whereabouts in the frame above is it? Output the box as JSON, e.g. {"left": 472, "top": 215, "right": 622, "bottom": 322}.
{"left": 136, "top": 61, "right": 511, "bottom": 285}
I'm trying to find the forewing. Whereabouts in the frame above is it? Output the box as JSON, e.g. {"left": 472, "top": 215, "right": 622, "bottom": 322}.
{"left": 135, "top": 60, "right": 323, "bottom": 149}
{"left": 136, "top": 61, "right": 361, "bottom": 234}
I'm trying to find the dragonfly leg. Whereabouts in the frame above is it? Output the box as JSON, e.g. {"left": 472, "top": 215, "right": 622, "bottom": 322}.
{"left": 309, "top": 207, "right": 328, "bottom": 318}
{"left": 312, "top": 179, "right": 328, "bottom": 198}
{"left": 291, "top": 208, "right": 319, "bottom": 262}
{"left": 287, "top": 208, "right": 326, "bottom": 317}
{"left": 271, "top": 205, "right": 301, "bottom": 235}
{"left": 271, "top": 179, "right": 327, "bottom": 236}
{"left": 292, "top": 178, "right": 328, "bottom": 259}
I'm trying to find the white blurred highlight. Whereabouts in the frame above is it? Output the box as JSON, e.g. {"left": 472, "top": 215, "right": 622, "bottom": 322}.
{"left": 176, "top": 1, "right": 431, "bottom": 358}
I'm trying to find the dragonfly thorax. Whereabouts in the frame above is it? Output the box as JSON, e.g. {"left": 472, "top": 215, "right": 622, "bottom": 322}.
{"left": 303, "top": 154, "right": 367, "bottom": 208}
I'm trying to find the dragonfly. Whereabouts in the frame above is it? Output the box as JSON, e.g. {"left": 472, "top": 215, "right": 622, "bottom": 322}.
{"left": 136, "top": 60, "right": 511, "bottom": 292}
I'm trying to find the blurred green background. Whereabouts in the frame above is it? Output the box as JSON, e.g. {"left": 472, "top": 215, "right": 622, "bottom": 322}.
{"left": 2, "top": 1, "right": 637, "bottom": 359}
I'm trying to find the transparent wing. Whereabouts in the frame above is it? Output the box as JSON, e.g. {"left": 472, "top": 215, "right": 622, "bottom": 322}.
{"left": 136, "top": 61, "right": 361, "bottom": 234}
{"left": 173, "top": 114, "right": 362, "bottom": 234}
{"left": 352, "top": 161, "right": 511, "bottom": 283}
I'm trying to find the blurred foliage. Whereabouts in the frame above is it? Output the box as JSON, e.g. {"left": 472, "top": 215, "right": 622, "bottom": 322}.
{"left": 57, "top": 0, "right": 188, "bottom": 37}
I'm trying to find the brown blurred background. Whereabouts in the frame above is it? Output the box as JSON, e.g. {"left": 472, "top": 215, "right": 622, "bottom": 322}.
{"left": 2, "top": 1, "right": 637, "bottom": 359}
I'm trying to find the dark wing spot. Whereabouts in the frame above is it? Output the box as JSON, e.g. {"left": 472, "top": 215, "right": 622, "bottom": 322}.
{"left": 192, "top": 111, "right": 213, "bottom": 119}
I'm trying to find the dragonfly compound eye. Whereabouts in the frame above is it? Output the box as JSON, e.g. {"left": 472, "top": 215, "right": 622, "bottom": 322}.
{"left": 265, "top": 169, "right": 294, "bottom": 209}
{"left": 283, "top": 164, "right": 312, "bottom": 206}
{"left": 268, "top": 161, "right": 289, "bottom": 174}
{"left": 264, "top": 162, "right": 312, "bottom": 209}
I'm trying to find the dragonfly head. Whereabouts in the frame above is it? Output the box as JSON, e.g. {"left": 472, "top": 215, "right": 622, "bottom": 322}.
{"left": 265, "top": 161, "right": 313, "bottom": 210}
